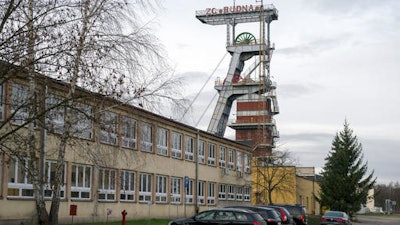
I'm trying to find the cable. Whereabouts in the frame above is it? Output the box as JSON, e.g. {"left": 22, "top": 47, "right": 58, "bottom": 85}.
{"left": 179, "top": 52, "right": 228, "bottom": 122}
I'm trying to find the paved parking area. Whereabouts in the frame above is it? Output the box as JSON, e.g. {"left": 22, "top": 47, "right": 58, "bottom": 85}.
{"left": 352, "top": 215, "right": 400, "bottom": 224}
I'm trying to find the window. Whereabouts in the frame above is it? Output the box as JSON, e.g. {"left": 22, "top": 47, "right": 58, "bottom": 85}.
{"left": 7, "top": 157, "right": 33, "bottom": 198}
{"left": 208, "top": 143, "right": 216, "bottom": 166}
{"left": 185, "top": 136, "right": 194, "bottom": 161}
{"left": 171, "top": 177, "right": 182, "bottom": 204}
{"left": 121, "top": 116, "right": 137, "bottom": 149}
{"left": 139, "top": 173, "right": 152, "bottom": 202}
{"left": 244, "top": 154, "right": 250, "bottom": 173}
{"left": 197, "top": 181, "right": 205, "bottom": 205}
{"left": 140, "top": 122, "right": 153, "bottom": 152}
{"left": 219, "top": 146, "right": 226, "bottom": 168}
{"left": 171, "top": 132, "right": 182, "bottom": 159}
{"left": 236, "top": 186, "right": 243, "bottom": 201}
{"left": 157, "top": 127, "right": 168, "bottom": 156}
{"left": 44, "top": 160, "right": 66, "bottom": 199}
{"left": 236, "top": 152, "right": 243, "bottom": 172}
{"left": 0, "top": 82, "right": 3, "bottom": 121}
{"left": 46, "top": 94, "right": 65, "bottom": 134}
{"left": 72, "top": 103, "right": 93, "bottom": 139}
{"left": 198, "top": 140, "right": 205, "bottom": 164}
{"left": 156, "top": 175, "right": 167, "bottom": 203}
{"left": 98, "top": 168, "right": 116, "bottom": 201}
{"left": 244, "top": 186, "right": 251, "bottom": 201}
{"left": 218, "top": 184, "right": 226, "bottom": 200}
{"left": 228, "top": 149, "right": 235, "bottom": 170}
{"left": 185, "top": 179, "right": 194, "bottom": 204}
{"left": 71, "top": 164, "right": 92, "bottom": 199}
{"left": 10, "top": 83, "right": 29, "bottom": 125}
{"left": 227, "top": 185, "right": 235, "bottom": 200}
{"left": 100, "top": 111, "right": 118, "bottom": 145}
{"left": 207, "top": 182, "right": 216, "bottom": 205}
{"left": 120, "top": 170, "right": 135, "bottom": 201}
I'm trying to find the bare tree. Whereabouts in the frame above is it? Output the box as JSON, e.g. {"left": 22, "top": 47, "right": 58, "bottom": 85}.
{"left": 253, "top": 149, "right": 297, "bottom": 204}
{"left": 1, "top": 0, "right": 186, "bottom": 224}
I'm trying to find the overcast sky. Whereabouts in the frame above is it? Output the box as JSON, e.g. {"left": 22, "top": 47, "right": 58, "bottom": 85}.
{"left": 152, "top": 0, "right": 400, "bottom": 184}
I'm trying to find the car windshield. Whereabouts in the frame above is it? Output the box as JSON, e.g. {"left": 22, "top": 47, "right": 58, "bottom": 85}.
{"left": 266, "top": 209, "right": 279, "bottom": 219}
{"left": 324, "top": 211, "right": 344, "bottom": 218}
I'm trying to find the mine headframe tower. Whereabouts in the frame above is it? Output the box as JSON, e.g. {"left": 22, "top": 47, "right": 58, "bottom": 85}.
{"left": 196, "top": 3, "right": 279, "bottom": 155}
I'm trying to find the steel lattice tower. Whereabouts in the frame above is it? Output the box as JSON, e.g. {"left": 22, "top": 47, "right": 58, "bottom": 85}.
{"left": 196, "top": 3, "right": 279, "bottom": 156}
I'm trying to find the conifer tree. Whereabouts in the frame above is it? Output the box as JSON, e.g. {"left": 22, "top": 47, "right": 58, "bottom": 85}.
{"left": 320, "top": 121, "right": 376, "bottom": 217}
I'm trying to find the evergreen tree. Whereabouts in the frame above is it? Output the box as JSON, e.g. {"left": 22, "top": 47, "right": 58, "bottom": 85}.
{"left": 320, "top": 121, "right": 376, "bottom": 217}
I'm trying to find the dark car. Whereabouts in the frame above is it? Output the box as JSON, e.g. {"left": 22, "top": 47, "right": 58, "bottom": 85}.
{"left": 228, "top": 206, "right": 282, "bottom": 225}
{"left": 260, "top": 205, "right": 295, "bottom": 225}
{"left": 320, "top": 211, "right": 351, "bottom": 225}
{"left": 275, "top": 204, "right": 307, "bottom": 225}
{"left": 168, "top": 208, "right": 267, "bottom": 225}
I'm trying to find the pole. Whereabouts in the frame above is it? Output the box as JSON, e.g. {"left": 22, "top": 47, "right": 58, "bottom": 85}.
{"left": 184, "top": 188, "right": 187, "bottom": 218}
{"left": 195, "top": 129, "right": 199, "bottom": 214}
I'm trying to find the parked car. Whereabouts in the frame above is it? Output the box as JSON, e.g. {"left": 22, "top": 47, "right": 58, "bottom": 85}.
{"left": 228, "top": 206, "right": 282, "bottom": 225}
{"left": 168, "top": 208, "right": 267, "bottom": 225}
{"left": 320, "top": 211, "right": 351, "bottom": 225}
{"left": 259, "top": 205, "right": 295, "bottom": 225}
{"left": 274, "top": 204, "right": 307, "bottom": 225}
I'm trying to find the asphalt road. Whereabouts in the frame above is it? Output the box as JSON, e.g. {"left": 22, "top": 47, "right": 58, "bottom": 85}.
{"left": 352, "top": 215, "right": 400, "bottom": 224}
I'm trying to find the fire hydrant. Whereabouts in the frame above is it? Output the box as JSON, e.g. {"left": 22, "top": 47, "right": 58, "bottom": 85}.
{"left": 121, "top": 210, "right": 127, "bottom": 225}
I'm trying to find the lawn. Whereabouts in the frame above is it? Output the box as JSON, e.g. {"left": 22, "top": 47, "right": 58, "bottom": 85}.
{"left": 73, "top": 219, "right": 170, "bottom": 225}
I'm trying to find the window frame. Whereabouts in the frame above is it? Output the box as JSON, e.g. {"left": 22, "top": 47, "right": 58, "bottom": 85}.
{"left": 98, "top": 168, "right": 116, "bottom": 201}
{"left": 198, "top": 140, "right": 205, "bottom": 164}
{"left": 44, "top": 160, "right": 66, "bottom": 199}
{"left": 228, "top": 148, "right": 235, "bottom": 170}
{"left": 236, "top": 151, "right": 243, "bottom": 172}
{"left": 227, "top": 184, "right": 235, "bottom": 200}
{"left": 236, "top": 186, "right": 243, "bottom": 201}
{"left": 10, "top": 83, "right": 30, "bottom": 126}
{"left": 208, "top": 143, "right": 216, "bottom": 166}
{"left": 170, "top": 177, "right": 182, "bottom": 204}
{"left": 155, "top": 175, "right": 168, "bottom": 203}
{"left": 7, "top": 157, "right": 34, "bottom": 198}
{"left": 184, "top": 136, "right": 194, "bottom": 161}
{"left": 139, "top": 173, "right": 152, "bottom": 203}
{"left": 185, "top": 179, "right": 194, "bottom": 204}
{"left": 197, "top": 180, "right": 205, "bottom": 205}
{"left": 70, "top": 164, "right": 92, "bottom": 200}
{"left": 244, "top": 186, "right": 251, "bottom": 201}
{"left": 121, "top": 116, "right": 137, "bottom": 149}
{"left": 244, "top": 153, "right": 251, "bottom": 173}
{"left": 171, "top": 132, "right": 182, "bottom": 159}
{"left": 157, "top": 127, "right": 168, "bottom": 156}
{"left": 100, "top": 111, "right": 118, "bottom": 145}
{"left": 140, "top": 122, "right": 153, "bottom": 152}
{"left": 120, "top": 170, "right": 136, "bottom": 202}
{"left": 207, "top": 182, "right": 216, "bottom": 205}
{"left": 72, "top": 102, "right": 93, "bottom": 140}
{"left": 45, "top": 94, "right": 65, "bottom": 134}
{"left": 218, "top": 183, "right": 226, "bottom": 200}
{"left": 219, "top": 146, "right": 226, "bottom": 168}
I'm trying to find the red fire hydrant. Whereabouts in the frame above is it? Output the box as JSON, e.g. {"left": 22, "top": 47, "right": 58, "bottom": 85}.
{"left": 121, "top": 210, "right": 127, "bottom": 225}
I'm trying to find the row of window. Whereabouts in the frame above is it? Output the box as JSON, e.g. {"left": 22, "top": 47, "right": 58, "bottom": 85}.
{"left": 2, "top": 83, "right": 251, "bottom": 173}
{"left": 4, "top": 158, "right": 251, "bottom": 205}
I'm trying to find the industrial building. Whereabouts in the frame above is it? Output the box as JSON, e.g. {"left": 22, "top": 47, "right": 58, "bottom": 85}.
{"left": 0, "top": 64, "right": 253, "bottom": 224}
